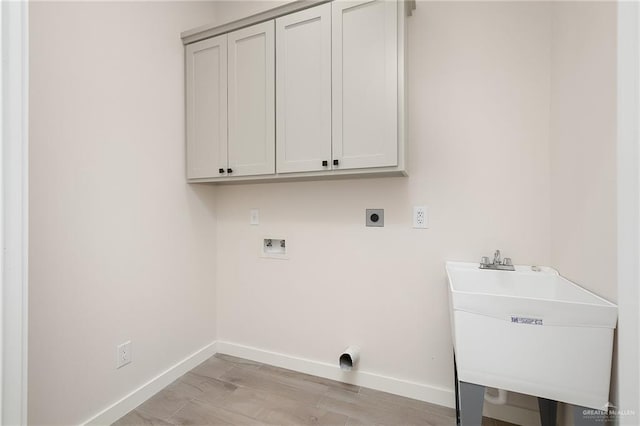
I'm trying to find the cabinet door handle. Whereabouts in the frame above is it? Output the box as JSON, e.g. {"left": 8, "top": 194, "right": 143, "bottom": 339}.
{"left": 333, "top": 159, "right": 339, "bottom": 166}
{"left": 227, "top": 168, "right": 233, "bottom": 174}
{"left": 322, "top": 160, "right": 328, "bottom": 167}
{"left": 219, "top": 168, "right": 225, "bottom": 174}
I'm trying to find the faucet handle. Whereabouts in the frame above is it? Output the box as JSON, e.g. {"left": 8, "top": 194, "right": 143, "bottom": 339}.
{"left": 480, "top": 256, "right": 490, "bottom": 266}
{"left": 503, "top": 257, "right": 512, "bottom": 266}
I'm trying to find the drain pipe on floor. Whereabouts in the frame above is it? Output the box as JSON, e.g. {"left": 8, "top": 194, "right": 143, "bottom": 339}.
{"left": 339, "top": 346, "right": 360, "bottom": 370}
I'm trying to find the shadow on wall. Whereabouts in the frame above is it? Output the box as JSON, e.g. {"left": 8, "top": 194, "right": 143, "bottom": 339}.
{"left": 188, "top": 183, "right": 218, "bottom": 218}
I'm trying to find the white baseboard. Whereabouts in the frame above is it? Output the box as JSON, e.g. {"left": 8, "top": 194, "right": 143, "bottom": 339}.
{"left": 82, "top": 341, "right": 218, "bottom": 426}
{"left": 217, "top": 341, "right": 540, "bottom": 425}
{"left": 216, "top": 341, "right": 455, "bottom": 408}
{"left": 81, "top": 340, "right": 540, "bottom": 426}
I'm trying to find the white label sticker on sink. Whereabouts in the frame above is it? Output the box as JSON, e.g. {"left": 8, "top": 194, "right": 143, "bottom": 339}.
{"left": 511, "top": 316, "right": 543, "bottom": 325}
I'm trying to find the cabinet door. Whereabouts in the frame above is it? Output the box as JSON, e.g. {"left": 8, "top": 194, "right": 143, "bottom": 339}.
{"left": 228, "top": 21, "right": 275, "bottom": 177}
{"left": 332, "top": 0, "right": 398, "bottom": 170}
{"left": 276, "top": 4, "right": 332, "bottom": 174}
{"left": 186, "top": 35, "right": 228, "bottom": 179}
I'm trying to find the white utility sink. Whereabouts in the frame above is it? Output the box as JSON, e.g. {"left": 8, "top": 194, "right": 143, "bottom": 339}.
{"left": 447, "top": 261, "right": 617, "bottom": 410}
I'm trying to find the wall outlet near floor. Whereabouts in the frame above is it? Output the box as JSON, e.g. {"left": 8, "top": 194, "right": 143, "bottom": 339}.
{"left": 116, "top": 341, "right": 132, "bottom": 369}
{"left": 413, "top": 206, "right": 428, "bottom": 229}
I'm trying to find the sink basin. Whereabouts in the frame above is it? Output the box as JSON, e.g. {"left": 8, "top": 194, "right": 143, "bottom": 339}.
{"left": 447, "top": 261, "right": 617, "bottom": 409}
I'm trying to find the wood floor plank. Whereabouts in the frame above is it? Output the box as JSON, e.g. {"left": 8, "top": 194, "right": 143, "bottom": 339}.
{"left": 481, "top": 418, "right": 497, "bottom": 426}
{"left": 318, "top": 387, "right": 455, "bottom": 426}
{"left": 214, "top": 354, "right": 263, "bottom": 370}
{"left": 258, "top": 364, "right": 360, "bottom": 394}
{"left": 317, "top": 388, "right": 408, "bottom": 425}
{"left": 358, "top": 387, "right": 456, "bottom": 420}
{"left": 113, "top": 354, "right": 458, "bottom": 426}
{"left": 136, "top": 373, "right": 237, "bottom": 421}
{"left": 168, "top": 399, "right": 264, "bottom": 426}
{"left": 360, "top": 388, "right": 456, "bottom": 417}
{"left": 191, "top": 356, "right": 237, "bottom": 379}
{"left": 492, "top": 419, "right": 518, "bottom": 426}
{"left": 206, "top": 386, "right": 348, "bottom": 426}
{"left": 180, "top": 372, "right": 239, "bottom": 405}
{"left": 135, "top": 379, "right": 195, "bottom": 420}
{"left": 344, "top": 417, "right": 386, "bottom": 426}
{"left": 112, "top": 409, "right": 173, "bottom": 426}
{"left": 251, "top": 365, "right": 331, "bottom": 395}
{"left": 219, "top": 367, "right": 326, "bottom": 405}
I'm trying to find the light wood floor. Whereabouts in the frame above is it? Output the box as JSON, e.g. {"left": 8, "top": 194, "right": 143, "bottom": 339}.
{"left": 113, "top": 354, "right": 512, "bottom": 426}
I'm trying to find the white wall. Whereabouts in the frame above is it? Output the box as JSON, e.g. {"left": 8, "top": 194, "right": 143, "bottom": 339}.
{"left": 215, "top": 0, "right": 552, "bottom": 414}
{"left": 212, "top": 0, "right": 289, "bottom": 25}
{"left": 547, "top": 0, "right": 640, "bottom": 420}
{"left": 548, "top": 4, "right": 618, "bottom": 419}
{"left": 549, "top": 2, "right": 618, "bottom": 303}
{"left": 28, "top": 2, "right": 217, "bottom": 424}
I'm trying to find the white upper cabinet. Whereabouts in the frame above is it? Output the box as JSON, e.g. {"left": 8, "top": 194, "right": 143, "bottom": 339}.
{"left": 276, "top": 4, "right": 332, "bottom": 174}
{"left": 185, "top": 35, "right": 228, "bottom": 179}
{"left": 228, "top": 21, "right": 276, "bottom": 177}
{"left": 182, "top": 0, "right": 405, "bottom": 183}
{"left": 332, "top": 0, "right": 398, "bottom": 170}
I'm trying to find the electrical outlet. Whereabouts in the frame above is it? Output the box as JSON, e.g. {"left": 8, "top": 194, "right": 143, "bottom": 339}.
{"left": 366, "top": 209, "right": 384, "bottom": 227}
{"left": 116, "top": 341, "right": 132, "bottom": 369}
{"left": 413, "top": 206, "right": 428, "bottom": 229}
{"left": 250, "top": 209, "right": 259, "bottom": 225}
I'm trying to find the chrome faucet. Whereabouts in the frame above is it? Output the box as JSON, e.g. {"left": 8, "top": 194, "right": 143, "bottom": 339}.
{"left": 493, "top": 249, "right": 501, "bottom": 265}
{"left": 480, "top": 249, "right": 515, "bottom": 271}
